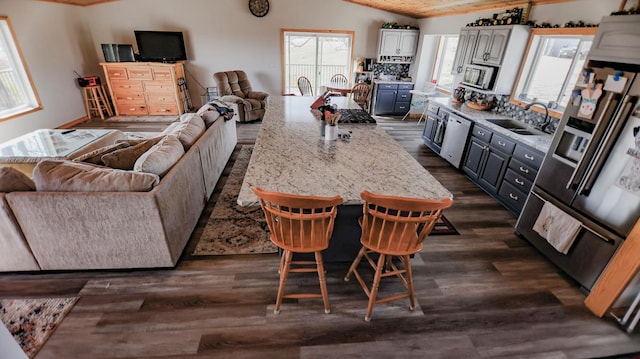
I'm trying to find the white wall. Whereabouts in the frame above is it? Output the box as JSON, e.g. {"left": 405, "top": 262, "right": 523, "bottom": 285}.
{"left": 0, "top": 0, "right": 91, "bottom": 143}
{"left": 413, "top": 0, "right": 620, "bottom": 90}
{"left": 82, "top": 0, "right": 416, "bottom": 108}
{"left": 0, "top": 0, "right": 414, "bottom": 143}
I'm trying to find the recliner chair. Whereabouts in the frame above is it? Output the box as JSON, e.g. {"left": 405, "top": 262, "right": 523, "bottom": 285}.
{"left": 213, "top": 70, "right": 269, "bottom": 122}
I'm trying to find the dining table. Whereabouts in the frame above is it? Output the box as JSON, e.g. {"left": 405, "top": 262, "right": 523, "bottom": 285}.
{"left": 324, "top": 81, "right": 353, "bottom": 96}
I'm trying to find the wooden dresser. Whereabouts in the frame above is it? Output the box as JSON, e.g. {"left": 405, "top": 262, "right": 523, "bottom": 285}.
{"left": 100, "top": 62, "right": 186, "bottom": 116}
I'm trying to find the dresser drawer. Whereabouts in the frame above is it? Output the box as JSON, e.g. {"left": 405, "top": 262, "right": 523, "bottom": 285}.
{"left": 503, "top": 168, "right": 533, "bottom": 193}
{"left": 490, "top": 133, "right": 516, "bottom": 154}
{"left": 471, "top": 125, "right": 492, "bottom": 143}
{"left": 152, "top": 67, "right": 174, "bottom": 80}
{"left": 113, "top": 93, "right": 145, "bottom": 105}
{"left": 512, "top": 144, "right": 544, "bottom": 170}
{"left": 117, "top": 104, "right": 148, "bottom": 115}
{"left": 127, "top": 68, "right": 153, "bottom": 80}
{"left": 144, "top": 81, "right": 175, "bottom": 93}
{"left": 146, "top": 93, "right": 176, "bottom": 105}
{"left": 509, "top": 157, "right": 538, "bottom": 182}
{"left": 498, "top": 181, "right": 527, "bottom": 213}
{"left": 106, "top": 67, "right": 128, "bottom": 79}
{"left": 110, "top": 80, "right": 143, "bottom": 92}
{"left": 148, "top": 104, "right": 178, "bottom": 115}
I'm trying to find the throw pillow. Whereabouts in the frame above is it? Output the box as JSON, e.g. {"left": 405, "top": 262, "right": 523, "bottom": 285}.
{"left": 72, "top": 142, "right": 130, "bottom": 165}
{"left": 167, "top": 115, "right": 205, "bottom": 149}
{"left": 101, "top": 136, "right": 163, "bottom": 170}
{"left": 134, "top": 135, "right": 184, "bottom": 177}
{"left": 33, "top": 160, "right": 159, "bottom": 192}
{"left": 115, "top": 135, "right": 164, "bottom": 147}
{"left": 0, "top": 166, "right": 35, "bottom": 192}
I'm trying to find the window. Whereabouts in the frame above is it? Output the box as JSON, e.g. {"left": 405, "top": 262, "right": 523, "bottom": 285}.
{"left": 511, "top": 28, "right": 596, "bottom": 118}
{"left": 282, "top": 29, "right": 354, "bottom": 95}
{"left": 0, "top": 16, "right": 41, "bottom": 121}
{"left": 431, "top": 35, "right": 459, "bottom": 92}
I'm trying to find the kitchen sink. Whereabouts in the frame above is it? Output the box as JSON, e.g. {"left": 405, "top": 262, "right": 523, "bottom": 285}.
{"left": 485, "top": 118, "right": 527, "bottom": 129}
{"left": 485, "top": 118, "right": 545, "bottom": 136}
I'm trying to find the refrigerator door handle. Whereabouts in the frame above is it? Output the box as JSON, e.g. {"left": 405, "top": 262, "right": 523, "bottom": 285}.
{"left": 566, "top": 92, "right": 617, "bottom": 190}
{"left": 578, "top": 95, "right": 636, "bottom": 196}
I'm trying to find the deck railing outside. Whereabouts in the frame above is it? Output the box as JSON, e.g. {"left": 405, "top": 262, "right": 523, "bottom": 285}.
{"left": 286, "top": 64, "right": 350, "bottom": 95}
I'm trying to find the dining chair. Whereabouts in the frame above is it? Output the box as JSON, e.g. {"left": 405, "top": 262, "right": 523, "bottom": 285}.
{"left": 344, "top": 190, "right": 453, "bottom": 321}
{"left": 330, "top": 74, "right": 349, "bottom": 87}
{"left": 351, "top": 82, "right": 371, "bottom": 110}
{"left": 253, "top": 186, "right": 343, "bottom": 314}
{"left": 297, "top": 76, "right": 314, "bottom": 96}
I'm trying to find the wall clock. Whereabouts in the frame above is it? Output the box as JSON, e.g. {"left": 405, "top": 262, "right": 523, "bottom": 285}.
{"left": 249, "top": 0, "right": 269, "bottom": 17}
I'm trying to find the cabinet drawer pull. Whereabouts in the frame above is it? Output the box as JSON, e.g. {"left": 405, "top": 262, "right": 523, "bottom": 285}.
{"left": 519, "top": 166, "right": 530, "bottom": 174}
{"left": 515, "top": 178, "right": 525, "bottom": 186}
{"left": 498, "top": 140, "right": 506, "bottom": 146}
{"left": 509, "top": 193, "right": 519, "bottom": 201}
{"left": 524, "top": 154, "right": 535, "bottom": 161}
{"left": 126, "top": 97, "right": 133, "bottom": 100}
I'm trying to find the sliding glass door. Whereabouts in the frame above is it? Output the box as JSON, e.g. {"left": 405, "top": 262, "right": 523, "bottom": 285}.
{"left": 282, "top": 30, "right": 354, "bottom": 95}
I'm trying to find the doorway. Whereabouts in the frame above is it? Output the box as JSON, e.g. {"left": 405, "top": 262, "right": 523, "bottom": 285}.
{"left": 282, "top": 29, "right": 354, "bottom": 95}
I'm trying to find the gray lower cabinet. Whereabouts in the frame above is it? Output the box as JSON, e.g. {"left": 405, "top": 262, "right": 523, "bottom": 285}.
{"left": 463, "top": 124, "right": 512, "bottom": 195}
{"left": 497, "top": 143, "right": 544, "bottom": 214}
{"left": 373, "top": 83, "right": 413, "bottom": 115}
{"left": 421, "top": 103, "right": 447, "bottom": 154}
{"left": 462, "top": 123, "right": 543, "bottom": 215}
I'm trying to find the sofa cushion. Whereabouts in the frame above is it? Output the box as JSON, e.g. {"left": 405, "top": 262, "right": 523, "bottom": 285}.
{"left": 73, "top": 142, "right": 130, "bottom": 165}
{"left": 134, "top": 135, "right": 184, "bottom": 177}
{"left": 196, "top": 104, "right": 222, "bottom": 128}
{"left": 115, "top": 135, "right": 164, "bottom": 147}
{"left": 167, "top": 115, "right": 205, "bottom": 149}
{"left": 101, "top": 136, "right": 163, "bottom": 170}
{"left": 33, "top": 160, "right": 159, "bottom": 192}
{"left": 0, "top": 167, "right": 35, "bottom": 192}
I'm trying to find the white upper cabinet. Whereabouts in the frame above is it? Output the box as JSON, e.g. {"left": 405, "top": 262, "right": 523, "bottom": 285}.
{"left": 472, "top": 28, "right": 511, "bottom": 66}
{"left": 588, "top": 14, "right": 640, "bottom": 65}
{"left": 452, "top": 28, "right": 479, "bottom": 74}
{"left": 377, "top": 29, "right": 419, "bottom": 63}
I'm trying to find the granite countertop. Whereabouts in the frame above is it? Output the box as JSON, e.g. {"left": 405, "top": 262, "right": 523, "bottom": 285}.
{"left": 430, "top": 97, "right": 553, "bottom": 153}
{"left": 373, "top": 79, "right": 415, "bottom": 85}
{"left": 237, "top": 96, "right": 452, "bottom": 206}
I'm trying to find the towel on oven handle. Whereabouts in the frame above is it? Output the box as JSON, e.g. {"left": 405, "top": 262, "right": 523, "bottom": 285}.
{"left": 533, "top": 201, "right": 582, "bottom": 254}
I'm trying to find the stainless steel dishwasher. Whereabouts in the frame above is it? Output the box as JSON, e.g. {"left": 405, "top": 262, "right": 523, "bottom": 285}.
{"left": 440, "top": 112, "right": 472, "bottom": 168}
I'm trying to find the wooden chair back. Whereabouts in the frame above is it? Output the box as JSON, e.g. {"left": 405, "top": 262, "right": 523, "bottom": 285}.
{"left": 297, "top": 76, "right": 314, "bottom": 96}
{"left": 254, "top": 187, "right": 343, "bottom": 252}
{"left": 330, "top": 74, "right": 348, "bottom": 86}
{"left": 351, "top": 82, "right": 371, "bottom": 108}
{"left": 359, "top": 190, "right": 453, "bottom": 255}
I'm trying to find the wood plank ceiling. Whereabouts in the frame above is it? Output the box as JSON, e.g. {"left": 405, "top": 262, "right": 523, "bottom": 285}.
{"left": 35, "top": 0, "right": 599, "bottom": 18}
{"left": 343, "top": 0, "right": 578, "bottom": 19}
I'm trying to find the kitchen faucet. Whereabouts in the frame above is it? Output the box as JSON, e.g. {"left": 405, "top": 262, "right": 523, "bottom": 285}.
{"left": 524, "top": 101, "right": 550, "bottom": 132}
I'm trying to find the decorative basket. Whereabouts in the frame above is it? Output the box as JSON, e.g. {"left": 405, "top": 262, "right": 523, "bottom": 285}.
{"left": 466, "top": 101, "right": 492, "bottom": 111}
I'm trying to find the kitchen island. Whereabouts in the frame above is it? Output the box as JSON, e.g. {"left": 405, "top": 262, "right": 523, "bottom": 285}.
{"left": 238, "top": 95, "right": 452, "bottom": 261}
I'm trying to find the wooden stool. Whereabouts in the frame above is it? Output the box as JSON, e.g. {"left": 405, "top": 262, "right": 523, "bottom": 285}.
{"left": 82, "top": 85, "right": 113, "bottom": 120}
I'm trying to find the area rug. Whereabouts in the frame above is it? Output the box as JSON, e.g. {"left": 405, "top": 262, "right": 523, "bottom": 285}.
{"left": 193, "top": 146, "right": 458, "bottom": 256}
{"left": 0, "top": 297, "right": 78, "bottom": 358}
{"left": 105, "top": 115, "right": 178, "bottom": 123}
{"left": 193, "top": 145, "right": 278, "bottom": 255}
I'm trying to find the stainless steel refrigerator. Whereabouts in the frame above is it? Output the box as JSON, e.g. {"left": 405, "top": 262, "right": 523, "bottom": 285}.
{"left": 516, "top": 42, "right": 640, "bottom": 291}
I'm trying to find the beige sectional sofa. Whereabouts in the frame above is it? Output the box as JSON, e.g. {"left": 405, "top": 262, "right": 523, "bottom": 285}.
{"left": 0, "top": 110, "right": 237, "bottom": 271}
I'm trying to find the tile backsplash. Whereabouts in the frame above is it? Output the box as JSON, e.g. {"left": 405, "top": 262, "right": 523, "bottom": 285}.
{"left": 372, "top": 63, "right": 410, "bottom": 79}
{"left": 469, "top": 92, "right": 559, "bottom": 134}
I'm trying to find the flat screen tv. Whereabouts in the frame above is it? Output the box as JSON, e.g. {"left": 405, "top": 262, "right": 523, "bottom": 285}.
{"left": 134, "top": 30, "right": 187, "bottom": 62}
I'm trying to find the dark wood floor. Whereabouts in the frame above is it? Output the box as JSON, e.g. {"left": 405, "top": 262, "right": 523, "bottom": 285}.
{"left": 2, "top": 116, "right": 639, "bottom": 358}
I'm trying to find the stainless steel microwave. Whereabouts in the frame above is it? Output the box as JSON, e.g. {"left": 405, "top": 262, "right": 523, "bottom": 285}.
{"left": 462, "top": 64, "right": 496, "bottom": 90}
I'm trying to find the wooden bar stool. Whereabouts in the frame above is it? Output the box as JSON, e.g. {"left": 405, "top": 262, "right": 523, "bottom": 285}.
{"left": 344, "top": 190, "right": 453, "bottom": 321}
{"left": 253, "top": 186, "right": 343, "bottom": 314}
{"left": 82, "top": 85, "right": 113, "bottom": 120}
